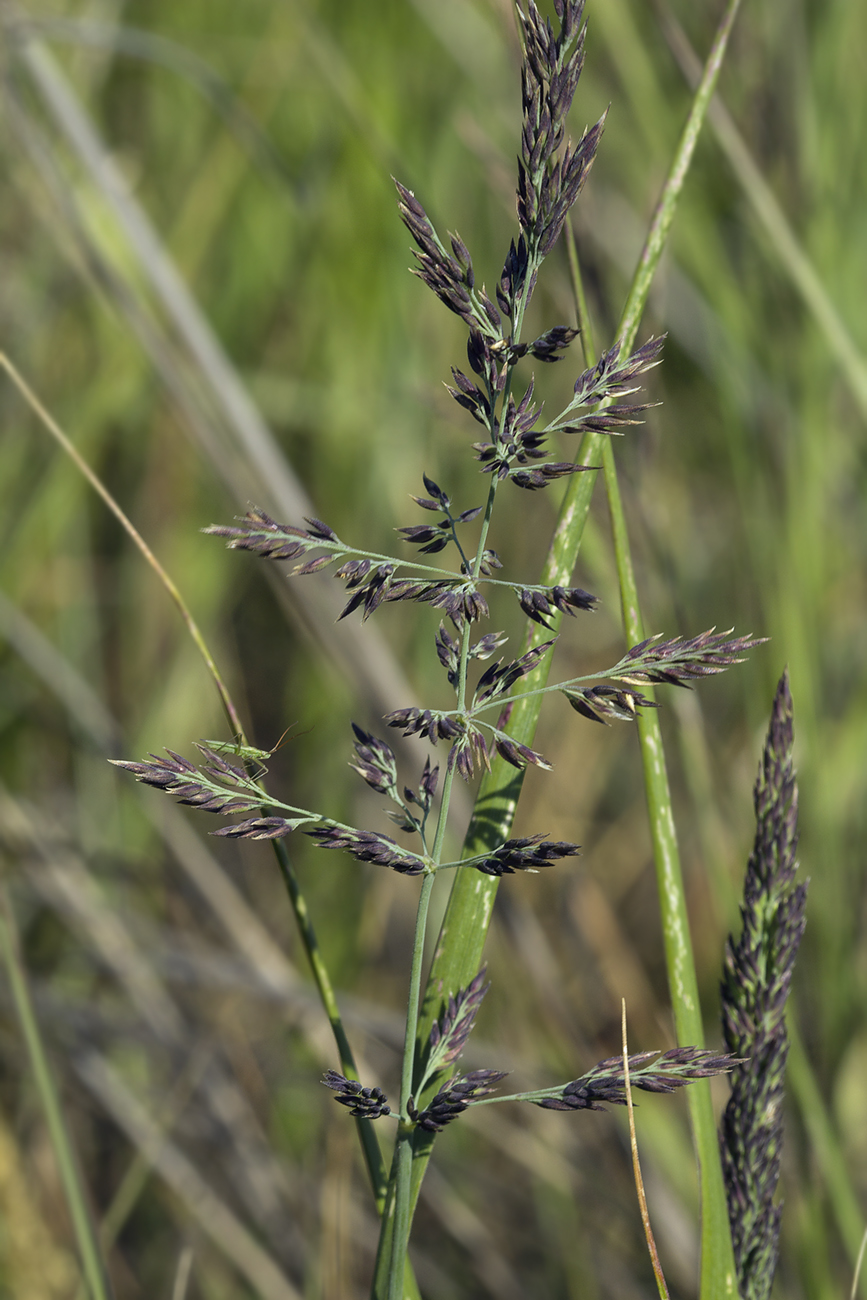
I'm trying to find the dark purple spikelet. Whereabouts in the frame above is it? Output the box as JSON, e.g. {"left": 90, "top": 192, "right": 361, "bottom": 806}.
{"left": 212, "top": 817, "right": 298, "bottom": 840}
{"left": 349, "top": 724, "right": 399, "bottom": 796}
{"left": 384, "top": 708, "right": 464, "bottom": 745}
{"left": 492, "top": 734, "right": 551, "bottom": 771}
{"left": 615, "top": 629, "right": 767, "bottom": 688}
{"left": 394, "top": 181, "right": 492, "bottom": 335}
{"left": 526, "top": 324, "right": 579, "bottom": 362}
{"left": 471, "top": 833, "right": 580, "bottom": 877}
{"left": 411, "top": 1070, "right": 508, "bottom": 1132}
{"left": 307, "top": 826, "right": 427, "bottom": 876}
{"left": 427, "top": 968, "right": 490, "bottom": 1076}
{"left": 518, "top": 585, "right": 597, "bottom": 627}
{"left": 510, "top": 461, "right": 591, "bottom": 490}
{"left": 537, "top": 1047, "right": 738, "bottom": 1111}
{"left": 473, "top": 638, "right": 557, "bottom": 705}
{"left": 321, "top": 1071, "right": 391, "bottom": 1119}
{"left": 719, "top": 670, "right": 807, "bottom": 1300}
{"left": 563, "top": 685, "right": 659, "bottom": 725}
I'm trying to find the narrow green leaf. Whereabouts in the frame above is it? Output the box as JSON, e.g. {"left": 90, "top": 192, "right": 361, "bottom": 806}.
{"left": 0, "top": 887, "right": 114, "bottom": 1300}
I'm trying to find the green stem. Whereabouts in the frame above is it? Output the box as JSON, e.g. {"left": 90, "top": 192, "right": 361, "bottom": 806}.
{"left": 600, "top": 6, "right": 743, "bottom": 1295}
{"left": 0, "top": 887, "right": 114, "bottom": 1300}
{"left": 272, "top": 839, "right": 389, "bottom": 1210}
{"left": 388, "top": 870, "right": 437, "bottom": 1300}
{"left": 564, "top": 218, "right": 596, "bottom": 368}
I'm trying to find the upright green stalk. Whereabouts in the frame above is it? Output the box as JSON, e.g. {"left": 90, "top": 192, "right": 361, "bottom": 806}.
{"left": 601, "top": 5, "right": 742, "bottom": 1293}
{"left": 388, "top": 870, "right": 437, "bottom": 1300}
{"left": 0, "top": 888, "right": 114, "bottom": 1300}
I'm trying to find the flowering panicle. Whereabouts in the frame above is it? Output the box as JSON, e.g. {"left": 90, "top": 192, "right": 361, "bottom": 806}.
{"left": 719, "top": 671, "right": 806, "bottom": 1300}
{"left": 112, "top": 10, "right": 776, "bottom": 1288}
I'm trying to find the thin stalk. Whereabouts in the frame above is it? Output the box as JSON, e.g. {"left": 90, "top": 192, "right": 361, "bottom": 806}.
{"left": 0, "top": 355, "right": 397, "bottom": 1230}
{"left": 393, "top": 4, "right": 745, "bottom": 1290}
{"left": 564, "top": 218, "right": 595, "bottom": 368}
{"left": 600, "top": 6, "right": 743, "bottom": 1295}
{"left": 271, "top": 837, "right": 389, "bottom": 1211}
{"left": 622, "top": 1001, "right": 670, "bottom": 1300}
{"left": 388, "top": 871, "right": 437, "bottom": 1300}
{"left": 656, "top": 0, "right": 867, "bottom": 423}
{"left": 0, "top": 352, "right": 243, "bottom": 738}
{"left": 0, "top": 887, "right": 114, "bottom": 1300}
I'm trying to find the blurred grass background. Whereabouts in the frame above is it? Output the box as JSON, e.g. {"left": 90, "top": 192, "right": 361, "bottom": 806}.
{"left": 0, "top": 0, "right": 865, "bottom": 1296}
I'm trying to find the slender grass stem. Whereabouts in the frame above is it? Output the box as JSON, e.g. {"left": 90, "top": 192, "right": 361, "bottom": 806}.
{"left": 601, "top": 6, "right": 743, "bottom": 1295}
{"left": 0, "top": 887, "right": 114, "bottom": 1300}
{"left": 622, "top": 1002, "right": 670, "bottom": 1300}
{"left": 388, "top": 870, "right": 436, "bottom": 1300}
{"left": 0, "top": 352, "right": 243, "bottom": 739}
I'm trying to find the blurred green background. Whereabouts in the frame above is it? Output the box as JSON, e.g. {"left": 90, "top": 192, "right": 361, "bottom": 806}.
{"left": 0, "top": 0, "right": 865, "bottom": 1296}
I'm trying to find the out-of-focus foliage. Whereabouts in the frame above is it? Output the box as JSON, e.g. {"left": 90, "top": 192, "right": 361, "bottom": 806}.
{"left": 0, "top": 0, "right": 864, "bottom": 1296}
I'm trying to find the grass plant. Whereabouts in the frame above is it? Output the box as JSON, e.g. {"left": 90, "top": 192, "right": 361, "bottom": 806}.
{"left": 0, "top": 1, "right": 865, "bottom": 1298}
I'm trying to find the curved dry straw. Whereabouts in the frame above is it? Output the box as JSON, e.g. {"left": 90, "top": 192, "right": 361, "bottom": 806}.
{"left": 0, "top": 350, "right": 405, "bottom": 1273}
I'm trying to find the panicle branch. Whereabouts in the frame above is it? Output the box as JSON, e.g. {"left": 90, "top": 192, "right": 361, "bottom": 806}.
{"left": 530, "top": 1047, "right": 741, "bottom": 1111}
{"left": 612, "top": 629, "right": 768, "bottom": 688}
